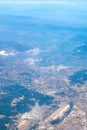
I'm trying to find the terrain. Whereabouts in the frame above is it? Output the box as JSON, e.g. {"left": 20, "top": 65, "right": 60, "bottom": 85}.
{"left": 0, "top": 1, "right": 87, "bottom": 130}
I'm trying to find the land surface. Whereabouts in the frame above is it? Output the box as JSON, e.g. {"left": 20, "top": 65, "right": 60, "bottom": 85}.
{"left": 0, "top": 1, "right": 87, "bottom": 130}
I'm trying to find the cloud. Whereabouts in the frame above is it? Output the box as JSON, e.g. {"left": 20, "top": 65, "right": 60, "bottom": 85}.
{"left": 56, "top": 64, "right": 68, "bottom": 71}
{"left": 26, "top": 48, "right": 42, "bottom": 56}
{"left": 0, "top": 1, "right": 76, "bottom": 5}
{"left": 24, "top": 58, "right": 41, "bottom": 65}
{"left": 0, "top": 50, "right": 15, "bottom": 56}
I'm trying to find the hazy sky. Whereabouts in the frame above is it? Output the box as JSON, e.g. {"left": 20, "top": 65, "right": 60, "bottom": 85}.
{"left": 0, "top": 0, "right": 85, "bottom": 5}
{"left": 0, "top": 0, "right": 87, "bottom": 28}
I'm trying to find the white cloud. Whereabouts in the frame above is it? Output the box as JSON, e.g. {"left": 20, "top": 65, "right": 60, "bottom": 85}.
{"left": 26, "top": 48, "right": 42, "bottom": 56}
{"left": 0, "top": 50, "right": 15, "bottom": 56}
{"left": 56, "top": 64, "right": 68, "bottom": 71}
{"left": 24, "top": 58, "right": 41, "bottom": 65}
{"left": 0, "top": 51, "right": 8, "bottom": 56}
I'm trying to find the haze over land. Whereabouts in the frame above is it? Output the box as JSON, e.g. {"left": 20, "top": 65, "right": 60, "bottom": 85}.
{"left": 0, "top": 0, "right": 87, "bottom": 130}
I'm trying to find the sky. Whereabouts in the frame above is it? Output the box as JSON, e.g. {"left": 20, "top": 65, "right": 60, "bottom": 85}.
{"left": 0, "top": 0, "right": 85, "bottom": 5}
{"left": 0, "top": 0, "right": 87, "bottom": 28}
